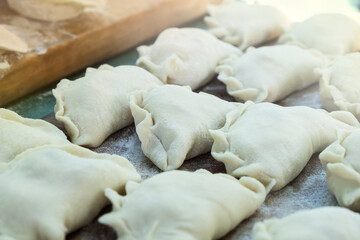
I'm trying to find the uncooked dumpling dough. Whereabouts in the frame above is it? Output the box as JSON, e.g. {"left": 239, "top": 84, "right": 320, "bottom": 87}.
{"left": 7, "top": 0, "right": 107, "bottom": 22}
{"left": 0, "top": 108, "right": 68, "bottom": 163}
{"left": 0, "top": 25, "right": 28, "bottom": 53}
{"left": 210, "top": 102, "right": 359, "bottom": 192}
{"left": 0, "top": 144, "right": 140, "bottom": 240}
{"left": 53, "top": 64, "right": 162, "bottom": 147}
{"left": 253, "top": 207, "right": 360, "bottom": 240}
{"left": 130, "top": 85, "right": 238, "bottom": 171}
{"left": 279, "top": 13, "right": 360, "bottom": 55}
{"left": 205, "top": 0, "right": 288, "bottom": 50}
{"left": 318, "top": 53, "right": 360, "bottom": 120}
{"left": 136, "top": 27, "right": 241, "bottom": 89}
{"left": 216, "top": 45, "right": 327, "bottom": 103}
{"left": 99, "top": 169, "right": 266, "bottom": 240}
{"left": 320, "top": 130, "right": 360, "bottom": 211}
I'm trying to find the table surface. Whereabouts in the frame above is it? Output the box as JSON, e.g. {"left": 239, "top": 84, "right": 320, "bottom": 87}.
{"left": 5, "top": 19, "right": 338, "bottom": 240}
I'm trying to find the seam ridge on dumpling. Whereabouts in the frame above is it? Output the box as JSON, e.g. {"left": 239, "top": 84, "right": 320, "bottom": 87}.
{"left": 0, "top": 108, "right": 69, "bottom": 164}
{"left": 99, "top": 170, "right": 266, "bottom": 240}
{"left": 136, "top": 27, "right": 241, "bottom": 90}
{"left": 278, "top": 13, "right": 360, "bottom": 56}
{"left": 210, "top": 102, "right": 359, "bottom": 192}
{"left": 53, "top": 79, "right": 80, "bottom": 141}
{"left": 0, "top": 144, "right": 140, "bottom": 240}
{"left": 129, "top": 85, "right": 239, "bottom": 171}
{"left": 252, "top": 207, "right": 360, "bottom": 240}
{"left": 318, "top": 53, "right": 360, "bottom": 121}
{"left": 215, "top": 45, "right": 328, "bottom": 103}
{"left": 53, "top": 65, "right": 162, "bottom": 147}
{"left": 320, "top": 129, "right": 360, "bottom": 211}
{"left": 205, "top": 0, "right": 289, "bottom": 50}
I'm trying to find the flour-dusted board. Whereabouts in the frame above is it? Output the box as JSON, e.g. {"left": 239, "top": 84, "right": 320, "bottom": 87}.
{"left": 43, "top": 79, "right": 337, "bottom": 240}
{"left": 0, "top": 0, "right": 219, "bottom": 106}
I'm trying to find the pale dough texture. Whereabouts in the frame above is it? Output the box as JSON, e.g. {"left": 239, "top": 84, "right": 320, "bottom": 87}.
{"left": 136, "top": 27, "right": 241, "bottom": 90}
{"left": 210, "top": 102, "right": 359, "bottom": 192}
{"left": 0, "top": 144, "right": 140, "bottom": 240}
{"left": 0, "top": 108, "right": 68, "bottom": 164}
{"left": 320, "top": 130, "right": 360, "bottom": 211}
{"left": 53, "top": 64, "right": 162, "bottom": 147}
{"left": 318, "top": 53, "right": 360, "bottom": 120}
{"left": 205, "top": 0, "right": 288, "bottom": 50}
{"left": 279, "top": 13, "right": 360, "bottom": 56}
{"left": 253, "top": 207, "right": 360, "bottom": 240}
{"left": 216, "top": 45, "right": 327, "bottom": 103}
{"left": 130, "top": 85, "right": 238, "bottom": 171}
{"left": 0, "top": 25, "right": 28, "bottom": 53}
{"left": 99, "top": 170, "right": 266, "bottom": 240}
{"left": 7, "top": 0, "right": 107, "bottom": 22}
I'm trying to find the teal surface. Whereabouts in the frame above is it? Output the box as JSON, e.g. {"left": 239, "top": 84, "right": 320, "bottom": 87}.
{"left": 6, "top": 19, "right": 207, "bottom": 119}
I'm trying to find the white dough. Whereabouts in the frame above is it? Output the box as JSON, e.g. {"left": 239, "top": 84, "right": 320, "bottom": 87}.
{"left": 53, "top": 64, "right": 162, "bottom": 147}
{"left": 320, "top": 130, "right": 360, "bottom": 211}
{"left": 136, "top": 27, "right": 241, "bottom": 90}
{"left": 256, "top": 0, "right": 360, "bottom": 23}
{"left": 99, "top": 170, "right": 266, "bottom": 240}
{"left": 0, "top": 25, "right": 28, "bottom": 53}
{"left": 129, "top": 85, "right": 238, "bottom": 171}
{"left": 279, "top": 13, "right": 360, "bottom": 56}
{"left": 253, "top": 207, "right": 360, "bottom": 240}
{"left": 0, "top": 108, "right": 68, "bottom": 164}
{"left": 205, "top": 0, "right": 288, "bottom": 50}
{"left": 210, "top": 102, "right": 359, "bottom": 192}
{"left": 7, "top": 0, "right": 107, "bottom": 22}
{"left": 216, "top": 45, "right": 327, "bottom": 103}
{"left": 0, "top": 144, "right": 140, "bottom": 240}
{"left": 318, "top": 53, "right": 360, "bottom": 120}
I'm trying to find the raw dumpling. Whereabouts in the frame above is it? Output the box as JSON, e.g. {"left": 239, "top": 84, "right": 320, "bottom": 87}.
{"left": 210, "top": 102, "right": 359, "bottom": 192}
{"left": 319, "top": 130, "right": 360, "bottom": 211}
{"left": 136, "top": 27, "right": 241, "bottom": 89}
{"left": 318, "top": 53, "right": 360, "bottom": 120}
{"left": 0, "top": 25, "right": 28, "bottom": 53}
{"left": 0, "top": 144, "right": 140, "bottom": 240}
{"left": 7, "top": 0, "right": 107, "bottom": 22}
{"left": 205, "top": 0, "right": 288, "bottom": 50}
{"left": 279, "top": 13, "right": 360, "bottom": 56}
{"left": 53, "top": 64, "right": 162, "bottom": 147}
{"left": 0, "top": 108, "right": 68, "bottom": 163}
{"left": 99, "top": 169, "right": 266, "bottom": 240}
{"left": 216, "top": 45, "right": 327, "bottom": 103}
{"left": 253, "top": 207, "right": 360, "bottom": 240}
{"left": 129, "top": 85, "right": 238, "bottom": 171}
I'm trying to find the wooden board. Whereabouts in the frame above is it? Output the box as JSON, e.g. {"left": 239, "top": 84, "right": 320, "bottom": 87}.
{"left": 0, "top": 0, "right": 218, "bottom": 106}
{"left": 43, "top": 80, "right": 336, "bottom": 240}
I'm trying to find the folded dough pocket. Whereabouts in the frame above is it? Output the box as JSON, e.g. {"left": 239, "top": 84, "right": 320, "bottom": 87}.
{"left": 205, "top": 0, "right": 289, "bottom": 50}
{"left": 129, "top": 85, "right": 238, "bottom": 171}
{"left": 253, "top": 207, "right": 360, "bottom": 240}
{"left": 53, "top": 65, "right": 162, "bottom": 147}
{"left": 0, "top": 144, "right": 140, "bottom": 240}
{"left": 216, "top": 45, "right": 327, "bottom": 103}
{"left": 320, "top": 129, "right": 360, "bottom": 211}
{"left": 0, "top": 108, "right": 68, "bottom": 164}
{"left": 210, "top": 101, "right": 359, "bottom": 192}
{"left": 136, "top": 27, "right": 241, "bottom": 90}
{"left": 279, "top": 13, "right": 360, "bottom": 56}
{"left": 318, "top": 52, "right": 360, "bottom": 121}
{"left": 99, "top": 170, "right": 266, "bottom": 240}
